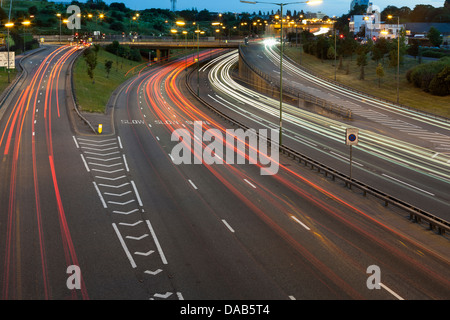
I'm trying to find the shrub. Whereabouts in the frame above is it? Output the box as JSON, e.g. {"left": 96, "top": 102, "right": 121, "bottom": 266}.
{"left": 406, "top": 57, "right": 450, "bottom": 95}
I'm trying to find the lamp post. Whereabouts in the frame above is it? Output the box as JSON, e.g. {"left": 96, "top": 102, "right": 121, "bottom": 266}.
{"left": 240, "top": 0, "right": 322, "bottom": 145}
{"left": 388, "top": 15, "right": 400, "bottom": 104}
{"left": 22, "top": 20, "right": 31, "bottom": 53}
{"left": 56, "top": 13, "right": 62, "bottom": 44}
{"left": 5, "top": 22, "right": 14, "bottom": 83}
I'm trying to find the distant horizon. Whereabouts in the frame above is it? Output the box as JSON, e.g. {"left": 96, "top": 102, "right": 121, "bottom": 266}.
{"left": 58, "top": 0, "right": 446, "bottom": 17}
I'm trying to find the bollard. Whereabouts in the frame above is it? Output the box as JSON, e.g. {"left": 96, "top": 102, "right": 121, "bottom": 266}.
{"left": 98, "top": 124, "right": 102, "bottom": 134}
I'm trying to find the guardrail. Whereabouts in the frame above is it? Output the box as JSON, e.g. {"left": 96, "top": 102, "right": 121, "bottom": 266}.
{"left": 238, "top": 44, "right": 353, "bottom": 119}
{"left": 184, "top": 64, "right": 450, "bottom": 237}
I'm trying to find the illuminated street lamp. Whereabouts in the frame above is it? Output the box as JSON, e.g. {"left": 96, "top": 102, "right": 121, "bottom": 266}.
{"left": 22, "top": 20, "right": 31, "bottom": 52}
{"left": 56, "top": 13, "right": 62, "bottom": 44}
{"left": 240, "top": 0, "right": 322, "bottom": 145}
{"left": 388, "top": 14, "right": 400, "bottom": 104}
{"left": 5, "top": 22, "right": 14, "bottom": 83}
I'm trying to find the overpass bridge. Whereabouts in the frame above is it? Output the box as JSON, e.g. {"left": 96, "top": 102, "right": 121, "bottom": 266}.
{"left": 37, "top": 35, "right": 242, "bottom": 60}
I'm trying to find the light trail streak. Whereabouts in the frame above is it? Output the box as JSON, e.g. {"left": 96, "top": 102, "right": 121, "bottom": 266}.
{"left": 126, "top": 51, "right": 450, "bottom": 299}
{"left": 1, "top": 44, "right": 89, "bottom": 299}
{"left": 206, "top": 51, "right": 450, "bottom": 185}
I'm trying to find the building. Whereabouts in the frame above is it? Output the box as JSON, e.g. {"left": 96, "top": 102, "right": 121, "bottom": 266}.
{"left": 349, "top": 2, "right": 405, "bottom": 41}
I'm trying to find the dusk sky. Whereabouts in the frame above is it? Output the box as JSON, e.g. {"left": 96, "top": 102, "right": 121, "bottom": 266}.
{"left": 103, "top": 0, "right": 446, "bottom": 16}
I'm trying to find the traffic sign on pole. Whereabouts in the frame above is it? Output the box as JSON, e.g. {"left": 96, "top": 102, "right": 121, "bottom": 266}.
{"left": 345, "top": 128, "right": 359, "bottom": 146}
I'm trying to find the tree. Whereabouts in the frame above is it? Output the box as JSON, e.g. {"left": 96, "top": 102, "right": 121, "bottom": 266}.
{"left": 357, "top": 49, "right": 368, "bottom": 80}
{"left": 83, "top": 48, "right": 97, "bottom": 84}
{"left": 428, "top": 66, "right": 450, "bottom": 96}
{"left": 105, "top": 60, "right": 113, "bottom": 78}
{"left": 428, "top": 26, "right": 443, "bottom": 47}
{"left": 376, "top": 63, "right": 385, "bottom": 87}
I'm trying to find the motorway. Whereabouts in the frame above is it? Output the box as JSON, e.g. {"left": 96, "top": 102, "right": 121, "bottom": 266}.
{"left": 0, "top": 44, "right": 448, "bottom": 300}
{"left": 198, "top": 45, "right": 450, "bottom": 222}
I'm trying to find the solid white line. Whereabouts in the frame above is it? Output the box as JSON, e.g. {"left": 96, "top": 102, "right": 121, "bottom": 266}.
{"left": 290, "top": 215, "right": 311, "bottom": 231}
{"left": 123, "top": 154, "right": 130, "bottom": 172}
{"left": 72, "top": 136, "right": 79, "bottom": 148}
{"left": 244, "top": 179, "right": 257, "bottom": 189}
{"left": 222, "top": 219, "right": 235, "bottom": 233}
{"left": 188, "top": 179, "right": 198, "bottom": 190}
{"left": 382, "top": 174, "right": 435, "bottom": 196}
{"left": 380, "top": 283, "right": 404, "bottom": 300}
{"left": 117, "top": 136, "right": 123, "bottom": 149}
{"left": 80, "top": 154, "right": 90, "bottom": 172}
{"left": 145, "top": 220, "right": 168, "bottom": 265}
{"left": 112, "top": 223, "right": 137, "bottom": 268}
{"left": 131, "top": 180, "right": 143, "bottom": 207}
{"left": 93, "top": 182, "right": 107, "bottom": 208}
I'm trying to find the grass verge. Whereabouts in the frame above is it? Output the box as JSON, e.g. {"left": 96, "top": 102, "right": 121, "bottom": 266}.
{"left": 73, "top": 47, "right": 146, "bottom": 113}
{"left": 283, "top": 46, "right": 450, "bottom": 118}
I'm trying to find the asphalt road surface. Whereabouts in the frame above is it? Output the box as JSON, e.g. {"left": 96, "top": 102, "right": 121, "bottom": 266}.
{"left": 0, "top": 45, "right": 448, "bottom": 301}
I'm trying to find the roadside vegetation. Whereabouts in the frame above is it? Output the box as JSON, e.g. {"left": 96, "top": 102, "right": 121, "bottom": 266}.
{"left": 72, "top": 45, "right": 144, "bottom": 113}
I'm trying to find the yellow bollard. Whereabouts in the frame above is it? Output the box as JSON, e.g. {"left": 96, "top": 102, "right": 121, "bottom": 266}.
{"left": 98, "top": 124, "right": 102, "bottom": 134}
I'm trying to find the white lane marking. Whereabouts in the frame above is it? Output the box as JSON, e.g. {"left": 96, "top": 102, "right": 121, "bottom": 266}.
{"left": 134, "top": 250, "right": 154, "bottom": 256}
{"left": 131, "top": 180, "right": 143, "bottom": 207}
{"left": 244, "top": 179, "right": 257, "bottom": 189}
{"left": 177, "top": 292, "right": 184, "bottom": 300}
{"left": 72, "top": 136, "right": 79, "bottom": 148}
{"left": 146, "top": 220, "right": 168, "bottom": 265}
{"left": 289, "top": 296, "right": 296, "bottom": 300}
{"left": 80, "top": 154, "right": 90, "bottom": 172}
{"left": 93, "top": 182, "right": 107, "bottom": 208}
{"left": 380, "top": 283, "right": 404, "bottom": 300}
{"left": 381, "top": 174, "right": 435, "bottom": 196}
{"left": 108, "top": 199, "right": 135, "bottom": 206}
{"left": 188, "top": 179, "right": 198, "bottom": 190}
{"left": 330, "top": 151, "right": 363, "bottom": 166}
{"left": 103, "top": 190, "right": 132, "bottom": 197}
{"left": 95, "top": 175, "right": 127, "bottom": 181}
{"left": 98, "top": 182, "right": 130, "bottom": 188}
{"left": 290, "top": 215, "right": 311, "bottom": 231}
{"left": 113, "top": 209, "right": 139, "bottom": 215}
{"left": 112, "top": 223, "right": 137, "bottom": 268}
{"left": 145, "top": 269, "right": 162, "bottom": 275}
{"left": 126, "top": 234, "right": 149, "bottom": 240}
{"left": 117, "top": 136, "right": 123, "bottom": 149}
{"left": 119, "top": 220, "right": 143, "bottom": 227}
{"left": 222, "top": 219, "right": 235, "bottom": 233}
{"left": 123, "top": 154, "right": 130, "bottom": 172}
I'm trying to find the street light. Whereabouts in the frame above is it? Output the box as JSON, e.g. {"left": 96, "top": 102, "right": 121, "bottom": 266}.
{"left": 22, "top": 20, "right": 31, "bottom": 53}
{"left": 56, "top": 13, "right": 62, "bottom": 44}
{"left": 5, "top": 22, "right": 14, "bottom": 83}
{"left": 388, "top": 14, "right": 400, "bottom": 104}
{"left": 240, "top": 0, "right": 322, "bottom": 145}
